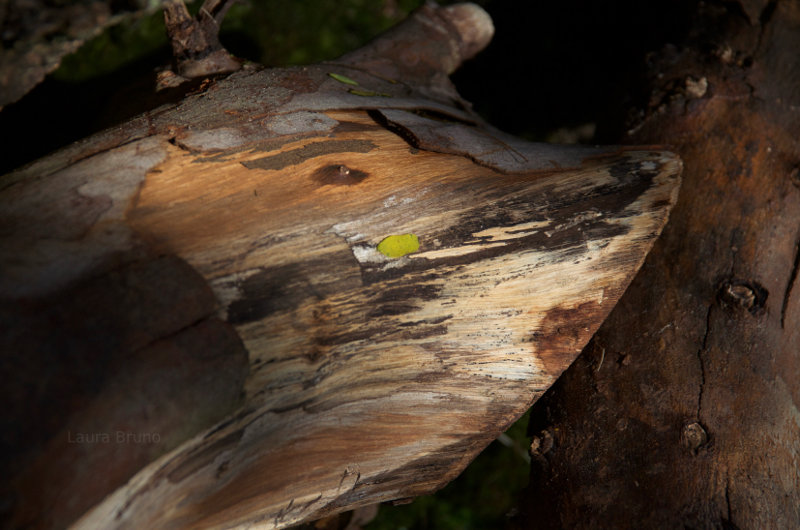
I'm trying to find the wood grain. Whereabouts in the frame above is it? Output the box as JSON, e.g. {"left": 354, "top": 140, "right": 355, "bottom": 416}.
{"left": 71, "top": 110, "right": 679, "bottom": 529}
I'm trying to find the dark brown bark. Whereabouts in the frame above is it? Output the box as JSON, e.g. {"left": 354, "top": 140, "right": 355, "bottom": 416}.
{"left": 162, "top": 0, "right": 241, "bottom": 79}
{"left": 521, "top": 1, "right": 800, "bottom": 528}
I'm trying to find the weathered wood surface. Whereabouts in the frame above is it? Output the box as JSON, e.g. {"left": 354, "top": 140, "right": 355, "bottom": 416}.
{"left": 0, "top": 3, "right": 680, "bottom": 529}
{"left": 521, "top": 1, "right": 800, "bottom": 528}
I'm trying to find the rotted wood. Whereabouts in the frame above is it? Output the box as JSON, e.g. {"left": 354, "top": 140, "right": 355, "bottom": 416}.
{"left": 521, "top": 1, "right": 800, "bottom": 528}
{"left": 0, "top": 3, "right": 680, "bottom": 529}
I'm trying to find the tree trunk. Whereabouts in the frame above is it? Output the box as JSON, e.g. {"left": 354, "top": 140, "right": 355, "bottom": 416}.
{"left": 0, "top": 4, "right": 680, "bottom": 529}
{"left": 522, "top": 1, "right": 800, "bottom": 528}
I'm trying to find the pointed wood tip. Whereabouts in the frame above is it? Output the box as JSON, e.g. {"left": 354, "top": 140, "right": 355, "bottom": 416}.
{"left": 441, "top": 3, "right": 495, "bottom": 65}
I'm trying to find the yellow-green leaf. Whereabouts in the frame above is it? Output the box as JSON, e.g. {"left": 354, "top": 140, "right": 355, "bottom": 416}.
{"left": 328, "top": 72, "right": 359, "bottom": 85}
{"left": 377, "top": 234, "right": 420, "bottom": 258}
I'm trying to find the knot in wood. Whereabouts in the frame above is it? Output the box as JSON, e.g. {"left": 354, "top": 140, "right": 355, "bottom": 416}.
{"left": 681, "top": 422, "right": 708, "bottom": 453}
{"left": 718, "top": 280, "right": 768, "bottom": 313}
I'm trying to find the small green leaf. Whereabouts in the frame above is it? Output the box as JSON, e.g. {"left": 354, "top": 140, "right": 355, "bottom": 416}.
{"left": 377, "top": 234, "right": 420, "bottom": 258}
{"left": 348, "top": 88, "right": 392, "bottom": 97}
{"left": 328, "top": 72, "right": 359, "bottom": 85}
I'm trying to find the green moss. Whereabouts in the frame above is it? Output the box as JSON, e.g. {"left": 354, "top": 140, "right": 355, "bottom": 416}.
{"left": 377, "top": 234, "right": 420, "bottom": 258}
{"left": 220, "top": 0, "right": 426, "bottom": 67}
{"left": 53, "top": 10, "right": 167, "bottom": 82}
{"left": 51, "top": 0, "right": 428, "bottom": 83}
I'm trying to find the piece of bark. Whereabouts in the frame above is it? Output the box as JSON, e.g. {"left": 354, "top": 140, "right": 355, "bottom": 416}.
{"left": 162, "top": 0, "right": 241, "bottom": 79}
{"left": 521, "top": 1, "right": 800, "bottom": 528}
{"left": 0, "top": 3, "right": 680, "bottom": 529}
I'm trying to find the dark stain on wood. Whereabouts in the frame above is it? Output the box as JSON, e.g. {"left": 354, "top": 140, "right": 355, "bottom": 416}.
{"left": 287, "top": 278, "right": 452, "bottom": 364}
{"left": 305, "top": 345, "right": 327, "bottom": 364}
{"left": 366, "top": 283, "right": 444, "bottom": 318}
{"left": 367, "top": 302, "right": 420, "bottom": 317}
{"left": 226, "top": 255, "right": 360, "bottom": 326}
{"left": 307, "top": 317, "right": 451, "bottom": 364}
{"left": 533, "top": 300, "right": 607, "bottom": 378}
{"left": 227, "top": 265, "right": 312, "bottom": 324}
{"left": 241, "top": 140, "right": 377, "bottom": 171}
{"left": 311, "top": 164, "right": 369, "bottom": 186}
{"left": 228, "top": 252, "right": 454, "bottom": 353}
{"left": 374, "top": 283, "right": 442, "bottom": 303}
{"left": 398, "top": 316, "right": 452, "bottom": 327}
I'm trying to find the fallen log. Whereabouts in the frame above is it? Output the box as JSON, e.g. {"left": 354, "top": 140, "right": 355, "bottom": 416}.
{"left": 0, "top": 3, "right": 680, "bottom": 529}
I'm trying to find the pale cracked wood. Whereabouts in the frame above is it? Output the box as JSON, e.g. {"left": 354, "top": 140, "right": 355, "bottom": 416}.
{"left": 0, "top": 3, "right": 681, "bottom": 529}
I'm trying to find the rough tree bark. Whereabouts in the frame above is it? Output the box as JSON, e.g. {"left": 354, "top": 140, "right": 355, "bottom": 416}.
{"left": 522, "top": 1, "right": 800, "bottom": 528}
{"left": 0, "top": 3, "right": 681, "bottom": 530}
{"left": 161, "top": 0, "right": 241, "bottom": 80}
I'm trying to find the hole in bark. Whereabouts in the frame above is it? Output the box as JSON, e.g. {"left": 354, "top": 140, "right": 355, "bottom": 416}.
{"left": 681, "top": 421, "right": 708, "bottom": 453}
{"left": 311, "top": 164, "right": 368, "bottom": 186}
{"left": 718, "top": 279, "right": 768, "bottom": 313}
